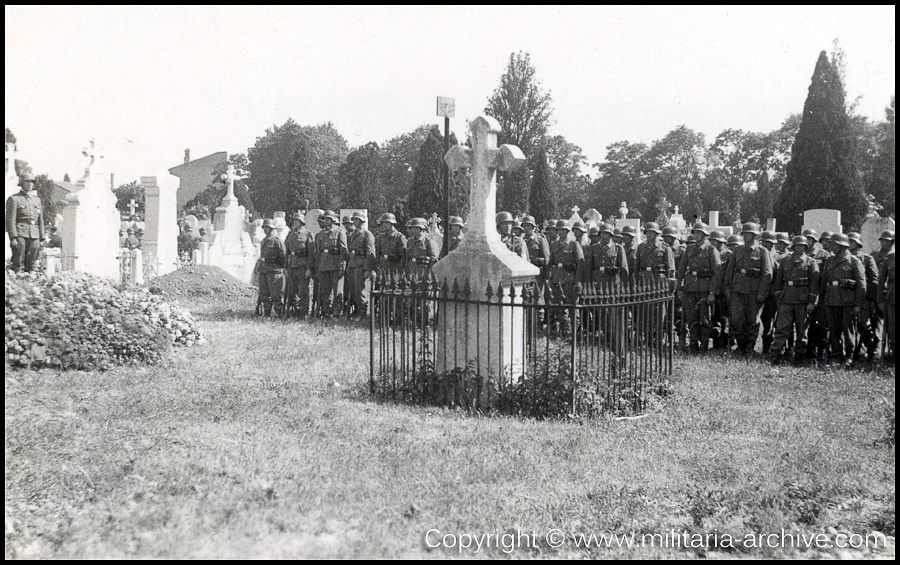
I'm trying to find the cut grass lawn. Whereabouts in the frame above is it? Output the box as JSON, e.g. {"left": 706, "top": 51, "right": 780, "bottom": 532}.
{"left": 5, "top": 296, "right": 896, "bottom": 558}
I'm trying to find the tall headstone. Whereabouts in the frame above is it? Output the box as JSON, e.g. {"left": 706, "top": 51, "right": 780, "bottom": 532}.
{"left": 5, "top": 142, "right": 20, "bottom": 261}
{"left": 708, "top": 211, "right": 734, "bottom": 236}
{"left": 668, "top": 205, "right": 687, "bottom": 233}
{"left": 613, "top": 201, "right": 641, "bottom": 235}
{"left": 432, "top": 115, "right": 538, "bottom": 380}
{"left": 861, "top": 216, "right": 895, "bottom": 255}
{"left": 206, "top": 164, "right": 258, "bottom": 283}
{"left": 60, "top": 140, "right": 120, "bottom": 280}
{"left": 141, "top": 175, "right": 178, "bottom": 277}
{"left": 273, "top": 211, "right": 289, "bottom": 242}
{"left": 766, "top": 218, "right": 777, "bottom": 233}
{"left": 802, "top": 209, "right": 842, "bottom": 237}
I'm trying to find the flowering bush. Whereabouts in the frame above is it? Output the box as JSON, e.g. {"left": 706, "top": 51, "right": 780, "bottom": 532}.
{"left": 5, "top": 270, "right": 204, "bottom": 371}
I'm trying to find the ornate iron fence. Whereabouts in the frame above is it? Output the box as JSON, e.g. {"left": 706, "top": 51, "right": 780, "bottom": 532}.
{"left": 369, "top": 274, "right": 675, "bottom": 418}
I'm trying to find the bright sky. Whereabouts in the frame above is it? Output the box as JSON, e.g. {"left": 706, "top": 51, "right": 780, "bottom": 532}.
{"left": 5, "top": 6, "right": 895, "bottom": 187}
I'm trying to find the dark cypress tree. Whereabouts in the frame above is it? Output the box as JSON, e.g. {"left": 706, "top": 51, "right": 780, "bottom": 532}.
{"left": 496, "top": 165, "right": 531, "bottom": 217}
{"left": 776, "top": 51, "right": 868, "bottom": 233}
{"left": 407, "top": 126, "right": 446, "bottom": 219}
{"left": 528, "top": 149, "right": 556, "bottom": 227}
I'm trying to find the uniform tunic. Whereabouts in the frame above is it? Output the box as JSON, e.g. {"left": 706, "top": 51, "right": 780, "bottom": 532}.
{"left": 724, "top": 243, "right": 773, "bottom": 352}
{"left": 771, "top": 252, "right": 820, "bottom": 356}
{"left": 6, "top": 190, "right": 45, "bottom": 272}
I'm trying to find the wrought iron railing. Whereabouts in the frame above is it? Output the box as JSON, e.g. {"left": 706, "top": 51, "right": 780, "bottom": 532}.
{"left": 370, "top": 274, "right": 675, "bottom": 418}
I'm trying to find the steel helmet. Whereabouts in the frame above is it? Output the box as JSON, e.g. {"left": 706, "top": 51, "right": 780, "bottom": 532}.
{"left": 741, "top": 222, "right": 761, "bottom": 235}
{"left": 613, "top": 227, "right": 623, "bottom": 238}
{"left": 291, "top": 212, "right": 305, "bottom": 223}
{"left": 496, "top": 211, "right": 514, "bottom": 224}
{"left": 588, "top": 225, "right": 601, "bottom": 237}
{"left": 710, "top": 230, "right": 727, "bottom": 243}
{"left": 378, "top": 212, "right": 397, "bottom": 224}
{"left": 352, "top": 211, "right": 367, "bottom": 222}
{"left": 830, "top": 233, "right": 850, "bottom": 248}
{"left": 341, "top": 215, "right": 352, "bottom": 225}
{"left": 621, "top": 225, "right": 637, "bottom": 238}
{"left": 599, "top": 222, "right": 614, "bottom": 235}
{"left": 820, "top": 231, "right": 834, "bottom": 242}
{"left": 661, "top": 226, "right": 679, "bottom": 239}
{"left": 511, "top": 220, "right": 524, "bottom": 233}
{"left": 801, "top": 229, "right": 818, "bottom": 242}
{"left": 643, "top": 222, "right": 662, "bottom": 234}
{"left": 790, "top": 235, "right": 809, "bottom": 249}
{"left": 19, "top": 173, "right": 35, "bottom": 185}
{"left": 262, "top": 219, "right": 275, "bottom": 228}
{"left": 726, "top": 235, "right": 741, "bottom": 246}
{"left": 776, "top": 232, "right": 790, "bottom": 244}
{"left": 879, "top": 230, "right": 895, "bottom": 241}
{"left": 322, "top": 210, "right": 338, "bottom": 222}
{"left": 521, "top": 215, "right": 537, "bottom": 227}
{"left": 572, "top": 220, "right": 587, "bottom": 232}
{"left": 761, "top": 230, "right": 777, "bottom": 244}
{"left": 449, "top": 216, "right": 465, "bottom": 227}
{"left": 691, "top": 222, "right": 710, "bottom": 236}
{"left": 409, "top": 217, "right": 428, "bottom": 230}
{"left": 545, "top": 220, "right": 557, "bottom": 231}
{"left": 846, "top": 232, "right": 863, "bottom": 247}
{"left": 556, "top": 220, "right": 570, "bottom": 231}
{"left": 685, "top": 234, "right": 697, "bottom": 244}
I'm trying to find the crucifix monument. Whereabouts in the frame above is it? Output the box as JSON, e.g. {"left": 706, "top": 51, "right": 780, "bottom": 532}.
{"left": 432, "top": 115, "right": 538, "bottom": 380}
{"left": 205, "top": 163, "right": 258, "bottom": 283}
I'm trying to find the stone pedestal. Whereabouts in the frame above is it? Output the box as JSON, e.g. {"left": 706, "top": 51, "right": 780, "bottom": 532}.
{"left": 60, "top": 140, "right": 120, "bottom": 281}
{"left": 432, "top": 115, "right": 538, "bottom": 381}
{"left": 206, "top": 165, "right": 258, "bottom": 283}
{"left": 141, "top": 175, "right": 178, "bottom": 277}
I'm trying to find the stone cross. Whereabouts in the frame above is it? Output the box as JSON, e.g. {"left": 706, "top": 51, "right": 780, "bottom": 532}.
{"left": 128, "top": 199, "right": 137, "bottom": 216}
{"left": 571, "top": 205, "right": 580, "bottom": 215}
{"left": 223, "top": 164, "right": 240, "bottom": 202}
{"left": 444, "top": 115, "right": 526, "bottom": 243}
{"left": 619, "top": 201, "right": 629, "bottom": 220}
{"left": 82, "top": 139, "right": 103, "bottom": 171}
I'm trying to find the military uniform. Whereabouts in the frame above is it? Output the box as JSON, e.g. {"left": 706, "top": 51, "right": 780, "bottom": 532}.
{"left": 124, "top": 234, "right": 141, "bottom": 250}
{"left": 771, "top": 245, "right": 820, "bottom": 361}
{"left": 502, "top": 234, "right": 529, "bottom": 260}
{"left": 850, "top": 245, "right": 879, "bottom": 361}
{"left": 347, "top": 225, "right": 376, "bottom": 318}
{"left": 257, "top": 230, "right": 286, "bottom": 316}
{"left": 314, "top": 222, "right": 348, "bottom": 317}
{"left": 877, "top": 252, "right": 895, "bottom": 361}
{"left": 676, "top": 238, "right": 722, "bottom": 351}
{"left": 6, "top": 186, "right": 45, "bottom": 272}
{"left": 448, "top": 233, "right": 462, "bottom": 252}
{"left": 724, "top": 238, "right": 773, "bottom": 353}
{"left": 587, "top": 240, "right": 628, "bottom": 285}
{"left": 808, "top": 243, "right": 833, "bottom": 358}
{"left": 872, "top": 239, "right": 894, "bottom": 360}
{"left": 712, "top": 244, "right": 733, "bottom": 349}
{"left": 524, "top": 232, "right": 551, "bottom": 282}
{"left": 376, "top": 227, "right": 407, "bottom": 278}
{"left": 548, "top": 236, "right": 585, "bottom": 336}
{"left": 759, "top": 241, "right": 786, "bottom": 353}
{"left": 635, "top": 240, "right": 676, "bottom": 286}
{"left": 284, "top": 225, "right": 314, "bottom": 317}
{"left": 405, "top": 232, "right": 439, "bottom": 279}
{"left": 821, "top": 246, "right": 866, "bottom": 364}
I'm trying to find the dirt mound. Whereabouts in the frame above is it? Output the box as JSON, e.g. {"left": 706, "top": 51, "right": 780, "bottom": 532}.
{"left": 146, "top": 266, "right": 256, "bottom": 302}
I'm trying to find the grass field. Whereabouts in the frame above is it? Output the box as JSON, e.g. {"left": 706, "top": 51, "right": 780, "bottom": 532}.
{"left": 5, "top": 294, "right": 896, "bottom": 558}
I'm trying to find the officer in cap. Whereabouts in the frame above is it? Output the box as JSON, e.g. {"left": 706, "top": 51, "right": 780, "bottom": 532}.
{"left": 769, "top": 236, "right": 820, "bottom": 364}
{"left": 375, "top": 212, "right": 407, "bottom": 278}
{"left": 821, "top": 233, "right": 866, "bottom": 368}
{"left": 847, "top": 232, "right": 880, "bottom": 363}
{"left": 724, "top": 222, "right": 773, "bottom": 354}
{"left": 676, "top": 222, "right": 722, "bottom": 352}
{"left": 312, "top": 210, "right": 348, "bottom": 318}
{"left": 876, "top": 231, "right": 895, "bottom": 362}
{"left": 6, "top": 172, "right": 45, "bottom": 272}
{"left": 284, "top": 212, "right": 314, "bottom": 318}
{"left": 257, "top": 219, "right": 287, "bottom": 317}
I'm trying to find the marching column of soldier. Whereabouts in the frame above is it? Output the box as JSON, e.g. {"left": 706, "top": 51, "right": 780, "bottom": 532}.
{"left": 249, "top": 207, "right": 894, "bottom": 367}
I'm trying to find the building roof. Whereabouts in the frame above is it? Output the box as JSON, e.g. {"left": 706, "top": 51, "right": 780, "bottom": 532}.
{"left": 168, "top": 151, "right": 228, "bottom": 177}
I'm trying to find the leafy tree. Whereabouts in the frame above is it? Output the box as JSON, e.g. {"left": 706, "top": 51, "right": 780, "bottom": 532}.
{"left": 776, "top": 51, "right": 868, "bottom": 233}
{"left": 642, "top": 126, "right": 707, "bottom": 222}
{"left": 496, "top": 164, "right": 531, "bottom": 217}
{"left": 485, "top": 51, "right": 553, "bottom": 156}
{"left": 182, "top": 153, "right": 255, "bottom": 219}
{"left": 866, "top": 96, "right": 895, "bottom": 216}
{"left": 590, "top": 141, "right": 650, "bottom": 220}
{"left": 542, "top": 135, "right": 590, "bottom": 213}
{"left": 113, "top": 181, "right": 144, "bottom": 216}
{"left": 528, "top": 148, "right": 556, "bottom": 227}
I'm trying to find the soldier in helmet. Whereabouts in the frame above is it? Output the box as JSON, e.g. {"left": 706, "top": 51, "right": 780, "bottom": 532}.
{"left": 821, "top": 233, "right": 866, "bottom": 368}
{"left": 847, "top": 232, "right": 880, "bottom": 363}
{"left": 6, "top": 172, "right": 45, "bottom": 272}
{"left": 405, "top": 217, "right": 439, "bottom": 279}
{"left": 872, "top": 230, "right": 894, "bottom": 361}
{"left": 346, "top": 211, "right": 376, "bottom": 319}
{"left": 876, "top": 232, "right": 895, "bottom": 363}
{"left": 676, "top": 223, "right": 722, "bottom": 352}
{"left": 284, "top": 212, "right": 314, "bottom": 318}
{"left": 521, "top": 215, "right": 550, "bottom": 284}
{"left": 311, "top": 210, "right": 348, "bottom": 318}
{"left": 775, "top": 233, "right": 790, "bottom": 257}
{"left": 447, "top": 216, "right": 465, "bottom": 253}
{"left": 820, "top": 231, "right": 835, "bottom": 255}
{"left": 544, "top": 220, "right": 559, "bottom": 248}
{"left": 258, "top": 219, "right": 287, "bottom": 317}
{"left": 375, "top": 212, "right": 407, "bottom": 278}
{"left": 724, "top": 223, "right": 773, "bottom": 354}
{"left": 572, "top": 221, "right": 589, "bottom": 248}
{"left": 759, "top": 230, "right": 780, "bottom": 353}
{"left": 620, "top": 225, "right": 638, "bottom": 282}
{"left": 124, "top": 228, "right": 141, "bottom": 250}
{"left": 635, "top": 222, "right": 676, "bottom": 285}
{"left": 587, "top": 223, "right": 628, "bottom": 285}
{"left": 802, "top": 229, "right": 832, "bottom": 360}
{"left": 709, "top": 230, "right": 731, "bottom": 349}
{"left": 497, "top": 211, "right": 528, "bottom": 260}
{"left": 769, "top": 236, "right": 820, "bottom": 364}
{"left": 549, "top": 220, "right": 585, "bottom": 336}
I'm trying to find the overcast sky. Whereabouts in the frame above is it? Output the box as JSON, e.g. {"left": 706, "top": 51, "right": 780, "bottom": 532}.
{"left": 5, "top": 6, "right": 895, "bottom": 188}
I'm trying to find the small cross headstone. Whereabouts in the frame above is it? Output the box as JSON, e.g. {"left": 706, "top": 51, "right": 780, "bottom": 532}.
{"left": 128, "top": 199, "right": 137, "bottom": 216}
{"left": 619, "top": 202, "right": 629, "bottom": 220}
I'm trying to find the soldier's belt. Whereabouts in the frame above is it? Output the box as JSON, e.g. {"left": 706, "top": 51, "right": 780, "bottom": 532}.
{"left": 837, "top": 279, "right": 857, "bottom": 289}
{"left": 265, "top": 258, "right": 282, "bottom": 264}
{"left": 787, "top": 280, "right": 809, "bottom": 287}
{"left": 19, "top": 220, "right": 36, "bottom": 225}
{"left": 411, "top": 257, "right": 432, "bottom": 264}
{"left": 384, "top": 254, "right": 402, "bottom": 261}
{"left": 290, "top": 251, "right": 307, "bottom": 257}
{"left": 690, "top": 270, "right": 712, "bottom": 278}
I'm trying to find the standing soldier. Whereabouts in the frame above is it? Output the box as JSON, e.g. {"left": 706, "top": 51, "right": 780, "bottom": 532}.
{"left": 549, "top": 220, "right": 585, "bottom": 336}
{"left": 620, "top": 225, "right": 638, "bottom": 282}
{"left": 312, "top": 210, "right": 348, "bottom": 319}
{"left": 283, "top": 213, "right": 314, "bottom": 319}
{"left": 447, "top": 216, "right": 464, "bottom": 252}
{"left": 876, "top": 238, "right": 895, "bottom": 363}
{"left": 522, "top": 215, "right": 551, "bottom": 284}
{"left": 347, "top": 212, "right": 376, "bottom": 320}
{"left": 676, "top": 223, "right": 721, "bottom": 352}
{"left": 759, "top": 230, "right": 780, "bottom": 353}
{"left": 775, "top": 233, "right": 790, "bottom": 256}
{"left": 769, "top": 236, "right": 820, "bottom": 364}
{"left": 497, "top": 212, "right": 528, "bottom": 260}
{"left": 803, "top": 229, "right": 832, "bottom": 360}
{"left": 375, "top": 212, "right": 406, "bottom": 279}
{"left": 544, "top": 220, "right": 559, "bottom": 249}
{"left": 635, "top": 222, "right": 676, "bottom": 285}
{"left": 847, "top": 232, "right": 880, "bottom": 364}
{"left": 405, "top": 217, "right": 439, "bottom": 279}
{"left": 709, "top": 230, "right": 732, "bottom": 350}
{"left": 872, "top": 230, "right": 894, "bottom": 270}
{"left": 662, "top": 225, "right": 685, "bottom": 346}
{"left": 5, "top": 172, "right": 45, "bottom": 273}
{"left": 572, "top": 221, "right": 590, "bottom": 248}
{"left": 724, "top": 223, "right": 773, "bottom": 355}
{"left": 821, "top": 233, "right": 866, "bottom": 369}
{"left": 257, "top": 219, "right": 286, "bottom": 317}
{"left": 587, "top": 223, "right": 628, "bottom": 285}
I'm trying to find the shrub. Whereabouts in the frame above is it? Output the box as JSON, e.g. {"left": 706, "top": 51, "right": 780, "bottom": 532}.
{"left": 5, "top": 270, "right": 204, "bottom": 371}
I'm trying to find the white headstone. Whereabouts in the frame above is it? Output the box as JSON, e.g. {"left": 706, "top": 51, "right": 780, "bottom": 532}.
{"left": 5, "top": 142, "right": 20, "bottom": 261}
{"left": 861, "top": 216, "right": 895, "bottom": 255}
{"left": 766, "top": 218, "right": 777, "bottom": 233}
{"left": 60, "top": 139, "right": 120, "bottom": 280}
{"left": 708, "top": 211, "right": 734, "bottom": 237}
{"left": 141, "top": 175, "right": 179, "bottom": 277}
{"left": 802, "top": 209, "right": 842, "bottom": 237}
{"left": 432, "top": 115, "right": 538, "bottom": 381}
{"left": 304, "top": 209, "right": 323, "bottom": 237}
{"left": 583, "top": 208, "right": 602, "bottom": 226}
{"left": 567, "top": 205, "right": 584, "bottom": 226}
{"left": 184, "top": 215, "right": 200, "bottom": 238}
{"left": 273, "top": 211, "right": 289, "bottom": 242}
{"left": 205, "top": 164, "right": 258, "bottom": 283}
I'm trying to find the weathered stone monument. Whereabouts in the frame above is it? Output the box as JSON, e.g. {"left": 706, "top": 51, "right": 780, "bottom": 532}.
{"left": 766, "top": 218, "right": 777, "bottom": 233}
{"left": 708, "top": 211, "right": 734, "bottom": 236}
{"left": 5, "top": 142, "right": 20, "bottom": 261}
{"left": 201, "top": 164, "right": 259, "bottom": 283}
{"left": 60, "top": 140, "right": 120, "bottom": 280}
{"left": 668, "top": 205, "right": 687, "bottom": 234}
{"left": 567, "top": 205, "right": 584, "bottom": 227}
{"left": 613, "top": 201, "right": 641, "bottom": 234}
{"left": 802, "top": 209, "right": 842, "bottom": 237}
{"left": 861, "top": 215, "right": 895, "bottom": 254}
{"left": 272, "top": 211, "right": 289, "bottom": 242}
{"left": 433, "top": 115, "right": 538, "bottom": 380}
{"left": 304, "top": 209, "right": 323, "bottom": 238}
{"left": 141, "top": 175, "right": 179, "bottom": 277}
{"left": 583, "top": 208, "right": 602, "bottom": 228}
